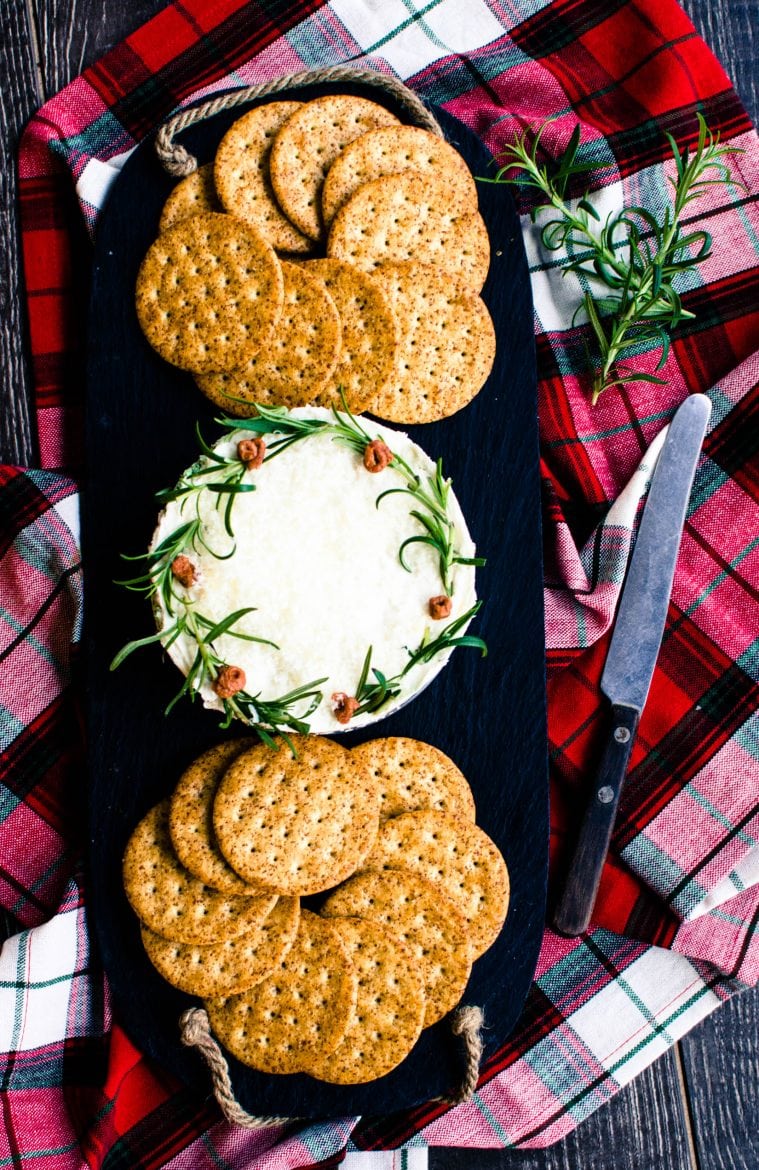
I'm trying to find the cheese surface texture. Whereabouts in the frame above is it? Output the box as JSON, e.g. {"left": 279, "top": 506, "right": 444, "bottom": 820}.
{"left": 151, "top": 409, "right": 479, "bottom": 732}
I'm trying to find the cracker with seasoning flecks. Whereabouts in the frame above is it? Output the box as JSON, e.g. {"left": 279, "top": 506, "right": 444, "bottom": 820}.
{"left": 214, "top": 102, "right": 314, "bottom": 254}
{"left": 169, "top": 739, "right": 264, "bottom": 894}
{"left": 135, "top": 211, "right": 284, "bottom": 374}
{"left": 361, "top": 809, "right": 509, "bottom": 959}
{"left": 122, "top": 799, "right": 277, "bottom": 944}
{"left": 204, "top": 909, "right": 358, "bottom": 1074}
{"left": 302, "top": 916, "right": 425, "bottom": 1083}
{"left": 213, "top": 736, "right": 381, "bottom": 896}
{"left": 321, "top": 868, "right": 471, "bottom": 1026}
{"left": 350, "top": 736, "right": 476, "bottom": 822}
{"left": 294, "top": 257, "right": 398, "bottom": 413}
{"left": 269, "top": 94, "right": 400, "bottom": 241}
{"left": 362, "top": 261, "right": 495, "bottom": 424}
{"left": 159, "top": 163, "right": 223, "bottom": 233}
{"left": 195, "top": 260, "right": 342, "bottom": 415}
{"left": 321, "top": 124, "right": 478, "bottom": 229}
{"left": 327, "top": 171, "right": 490, "bottom": 292}
{"left": 140, "top": 894, "right": 300, "bottom": 997}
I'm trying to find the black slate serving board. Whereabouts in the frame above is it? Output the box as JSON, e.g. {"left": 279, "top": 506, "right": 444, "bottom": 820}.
{"left": 83, "top": 81, "right": 547, "bottom": 1118}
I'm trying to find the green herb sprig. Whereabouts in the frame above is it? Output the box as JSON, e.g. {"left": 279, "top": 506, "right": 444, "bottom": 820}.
{"left": 351, "top": 602, "right": 487, "bottom": 716}
{"left": 483, "top": 115, "right": 744, "bottom": 402}
{"left": 220, "top": 394, "right": 485, "bottom": 594}
{"left": 112, "top": 398, "right": 486, "bottom": 745}
{"left": 111, "top": 438, "right": 326, "bottom": 749}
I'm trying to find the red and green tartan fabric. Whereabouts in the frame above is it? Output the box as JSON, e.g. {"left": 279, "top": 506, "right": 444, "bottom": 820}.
{"left": 2, "top": 0, "right": 758, "bottom": 1166}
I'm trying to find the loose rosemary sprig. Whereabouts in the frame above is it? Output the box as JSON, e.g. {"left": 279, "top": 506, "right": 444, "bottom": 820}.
{"left": 351, "top": 602, "right": 487, "bottom": 716}
{"left": 218, "top": 394, "right": 485, "bottom": 594}
{"left": 483, "top": 115, "right": 744, "bottom": 402}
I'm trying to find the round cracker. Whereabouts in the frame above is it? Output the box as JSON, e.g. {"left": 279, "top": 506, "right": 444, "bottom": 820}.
{"left": 213, "top": 736, "right": 381, "bottom": 896}
{"left": 122, "top": 800, "right": 278, "bottom": 944}
{"left": 169, "top": 740, "right": 263, "bottom": 894}
{"left": 361, "top": 809, "right": 509, "bottom": 958}
{"left": 302, "top": 916, "right": 425, "bottom": 1083}
{"left": 327, "top": 171, "right": 490, "bottom": 292}
{"left": 135, "top": 212, "right": 284, "bottom": 374}
{"left": 350, "top": 736, "right": 475, "bottom": 822}
{"left": 140, "top": 895, "right": 300, "bottom": 997}
{"left": 362, "top": 261, "right": 495, "bottom": 424}
{"left": 321, "top": 869, "right": 471, "bottom": 1025}
{"left": 159, "top": 163, "right": 222, "bottom": 233}
{"left": 195, "top": 261, "right": 341, "bottom": 412}
{"left": 214, "top": 102, "right": 313, "bottom": 253}
{"left": 295, "top": 258, "right": 398, "bottom": 412}
{"left": 205, "top": 909, "right": 357, "bottom": 1073}
{"left": 322, "top": 124, "right": 477, "bottom": 228}
{"left": 269, "top": 94, "right": 400, "bottom": 241}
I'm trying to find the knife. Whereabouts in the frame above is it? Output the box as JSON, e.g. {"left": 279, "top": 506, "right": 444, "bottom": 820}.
{"left": 553, "top": 393, "right": 712, "bottom": 936}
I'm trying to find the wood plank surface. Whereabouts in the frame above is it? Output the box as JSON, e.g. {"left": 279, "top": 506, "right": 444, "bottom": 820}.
{"left": 682, "top": 0, "right": 758, "bottom": 125}
{"left": 430, "top": 1052, "right": 695, "bottom": 1169}
{"left": 0, "top": 0, "right": 41, "bottom": 465}
{"left": 681, "top": 987, "right": 759, "bottom": 1170}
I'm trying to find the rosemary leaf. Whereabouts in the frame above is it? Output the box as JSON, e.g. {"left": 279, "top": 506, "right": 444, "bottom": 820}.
{"left": 486, "top": 113, "right": 744, "bottom": 401}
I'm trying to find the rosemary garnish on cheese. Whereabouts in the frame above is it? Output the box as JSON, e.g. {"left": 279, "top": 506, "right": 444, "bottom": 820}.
{"left": 221, "top": 394, "right": 485, "bottom": 595}
{"left": 111, "top": 400, "right": 485, "bottom": 742}
{"left": 351, "top": 602, "right": 487, "bottom": 716}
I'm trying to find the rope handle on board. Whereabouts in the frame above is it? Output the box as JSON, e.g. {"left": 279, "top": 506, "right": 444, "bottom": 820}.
{"left": 180, "top": 1003, "right": 484, "bottom": 1128}
{"left": 155, "top": 65, "right": 444, "bottom": 178}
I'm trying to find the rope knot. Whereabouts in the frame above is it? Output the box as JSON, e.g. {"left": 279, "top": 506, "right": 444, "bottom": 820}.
{"left": 448, "top": 1004, "right": 484, "bottom": 1103}
{"left": 155, "top": 127, "right": 198, "bottom": 178}
{"left": 179, "top": 1006, "right": 208, "bottom": 1046}
{"left": 451, "top": 1004, "right": 484, "bottom": 1037}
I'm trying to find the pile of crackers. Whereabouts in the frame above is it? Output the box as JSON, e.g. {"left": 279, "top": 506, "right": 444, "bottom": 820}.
{"left": 136, "top": 93, "right": 496, "bottom": 425}
{"left": 123, "top": 735, "right": 509, "bottom": 1084}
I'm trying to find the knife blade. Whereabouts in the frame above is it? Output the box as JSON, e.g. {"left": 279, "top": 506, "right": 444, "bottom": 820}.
{"left": 553, "top": 393, "right": 712, "bottom": 936}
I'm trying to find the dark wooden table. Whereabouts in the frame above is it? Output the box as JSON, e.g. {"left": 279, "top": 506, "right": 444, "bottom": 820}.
{"left": 1, "top": 3, "right": 757, "bottom": 1167}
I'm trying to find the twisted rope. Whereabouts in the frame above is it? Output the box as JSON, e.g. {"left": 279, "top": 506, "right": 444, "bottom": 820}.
{"left": 155, "top": 66, "right": 443, "bottom": 177}
{"left": 179, "top": 1001, "right": 484, "bottom": 1127}
{"left": 180, "top": 1007, "right": 293, "bottom": 1128}
{"left": 448, "top": 1004, "right": 484, "bottom": 1103}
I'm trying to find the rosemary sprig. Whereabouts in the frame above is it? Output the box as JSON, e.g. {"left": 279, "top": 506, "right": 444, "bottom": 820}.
{"left": 156, "top": 422, "right": 256, "bottom": 537}
{"left": 352, "top": 602, "right": 487, "bottom": 716}
{"left": 216, "top": 393, "right": 372, "bottom": 459}
{"left": 111, "top": 588, "right": 325, "bottom": 749}
{"left": 483, "top": 115, "right": 744, "bottom": 402}
{"left": 223, "top": 679, "right": 328, "bottom": 753}
{"left": 111, "top": 431, "right": 327, "bottom": 746}
{"left": 217, "top": 394, "right": 484, "bottom": 595}
{"left": 375, "top": 455, "right": 485, "bottom": 595}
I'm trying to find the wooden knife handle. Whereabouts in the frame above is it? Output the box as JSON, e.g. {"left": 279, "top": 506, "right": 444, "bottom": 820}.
{"left": 553, "top": 703, "right": 640, "bottom": 936}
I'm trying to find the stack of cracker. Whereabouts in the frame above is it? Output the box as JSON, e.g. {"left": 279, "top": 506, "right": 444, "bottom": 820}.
{"left": 136, "top": 93, "right": 496, "bottom": 425}
{"left": 123, "top": 735, "right": 509, "bottom": 1085}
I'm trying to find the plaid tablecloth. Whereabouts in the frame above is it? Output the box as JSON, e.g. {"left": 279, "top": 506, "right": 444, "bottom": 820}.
{"left": 2, "top": 0, "right": 758, "bottom": 1166}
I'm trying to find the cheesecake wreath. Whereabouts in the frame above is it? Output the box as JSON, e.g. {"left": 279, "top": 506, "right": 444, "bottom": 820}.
{"left": 112, "top": 397, "right": 487, "bottom": 747}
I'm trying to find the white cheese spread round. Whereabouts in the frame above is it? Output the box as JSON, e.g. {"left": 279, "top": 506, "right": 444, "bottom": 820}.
{"left": 150, "top": 408, "right": 480, "bottom": 735}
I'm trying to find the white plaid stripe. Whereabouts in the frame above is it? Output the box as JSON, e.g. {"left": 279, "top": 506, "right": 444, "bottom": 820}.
{"left": 569, "top": 945, "right": 722, "bottom": 1086}
{"left": 689, "top": 843, "right": 759, "bottom": 919}
{"left": 0, "top": 909, "right": 81, "bottom": 1053}
{"left": 344, "top": 1153, "right": 429, "bottom": 1169}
